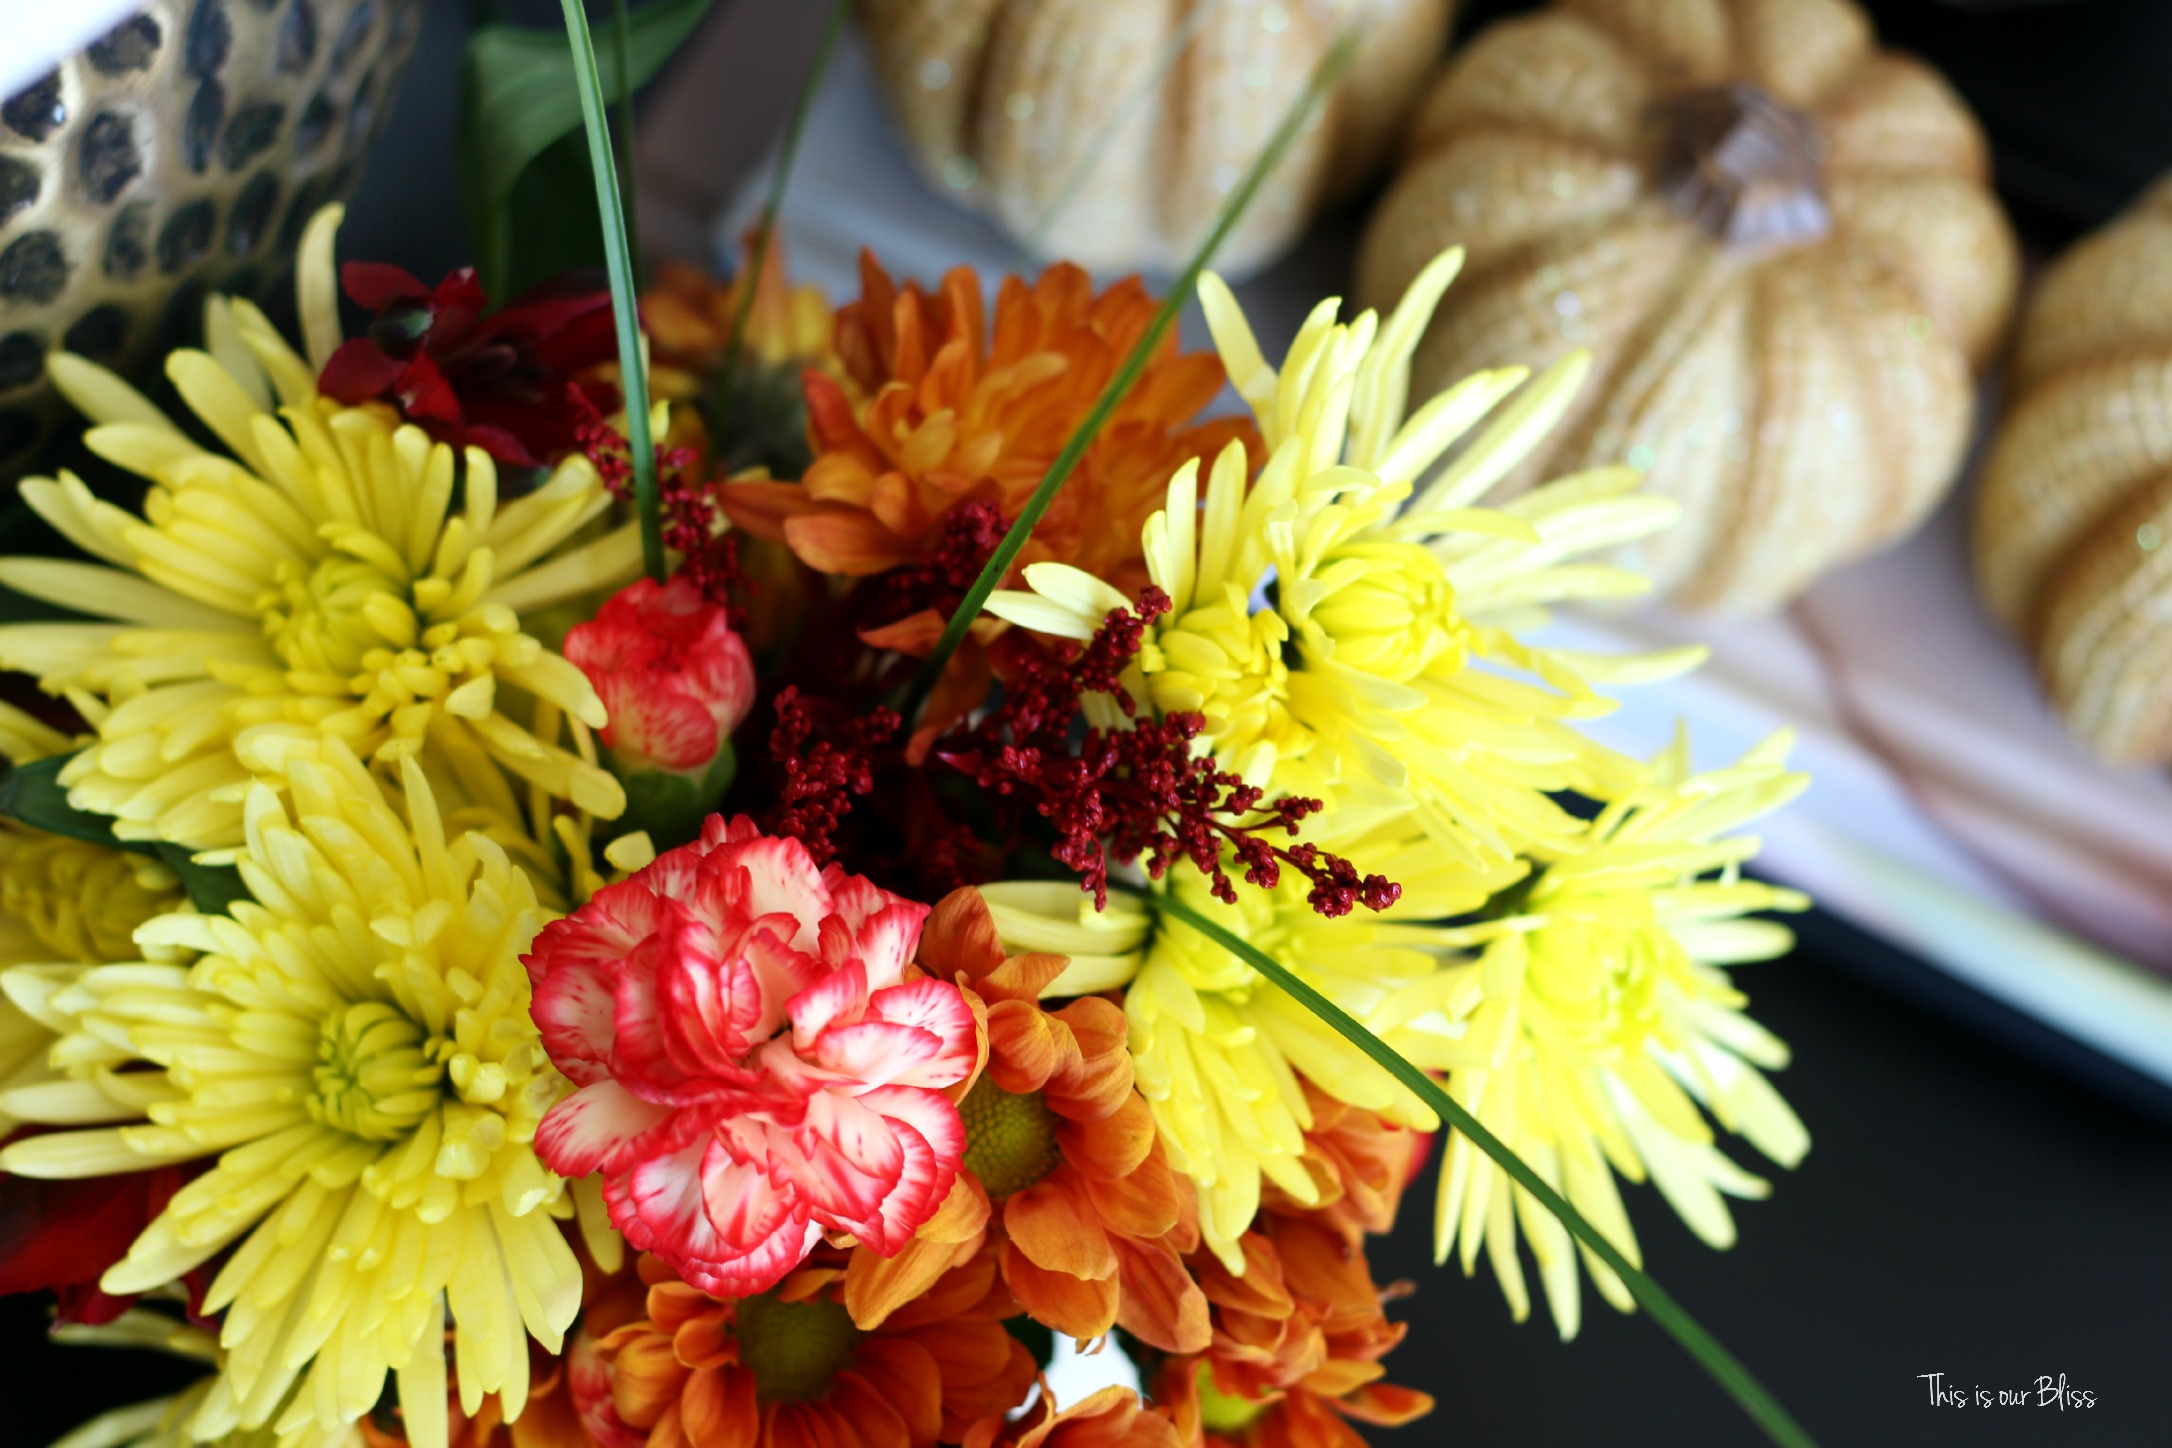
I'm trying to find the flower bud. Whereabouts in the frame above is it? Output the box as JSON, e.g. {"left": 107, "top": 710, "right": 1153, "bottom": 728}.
{"left": 565, "top": 575, "right": 754, "bottom": 843}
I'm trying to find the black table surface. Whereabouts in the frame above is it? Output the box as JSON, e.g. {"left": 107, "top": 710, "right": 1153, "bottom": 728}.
{"left": 7, "top": 1, "right": 2172, "bottom": 1444}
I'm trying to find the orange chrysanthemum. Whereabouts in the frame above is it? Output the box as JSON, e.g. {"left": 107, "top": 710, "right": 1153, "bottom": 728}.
{"left": 721, "top": 253, "right": 1258, "bottom": 585}
{"left": 647, "top": 247, "right": 835, "bottom": 380}
{"left": 845, "top": 888, "right": 1211, "bottom": 1357}
{"left": 967, "top": 1386, "right": 1184, "bottom": 1448}
{"left": 1155, "top": 1210, "right": 1432, "bottom": 1448}
{"left": 595, "top": 1245, "right": 1035, "bottom": 1448}
{"left": 644, "top": 237, "right": 839, "bottom": 480}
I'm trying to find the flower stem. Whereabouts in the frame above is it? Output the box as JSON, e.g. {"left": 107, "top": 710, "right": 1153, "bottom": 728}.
{"left": 897, "top": 31, "right": 1361, "bottom": 729}
{"left": 1138, "top": 886, "right": 1820, "bottom": 1448}
{"left": 715, "top": 0, "right": 852, "bottom": 419}
{"left": 561, "top": 0, "right": 664, "bottom": 581}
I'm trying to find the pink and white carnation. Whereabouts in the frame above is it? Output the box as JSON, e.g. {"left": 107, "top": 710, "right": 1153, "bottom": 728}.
{"left": 565, "top": 573, "right": 755, "bottom": 775}
{"left": 524, "top": 815, "right": 978, "bottom": 1295}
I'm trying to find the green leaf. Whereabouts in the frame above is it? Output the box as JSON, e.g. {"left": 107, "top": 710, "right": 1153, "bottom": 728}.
{"left": 0, "top": 755, "right": 124, "bottom": 849}
{"left": 493, "top": 130, "right": 610, "bottom": 301}
{"left": 153, "top": 844, "right": 252, "bottom": 916}
{"left": 458, "top": 0, "right": 712, "bottom": 298}
{"left": 1136, "top": 885, "right": 1819, "bottom": 1448}
{"left": 558, "top": 0, "right": 665, "bottom": 581}
{"left": 897, "top": 32, "right": 1363, "bottom": 727}
{"left": 0, "top": 754, "right": 252, "bottom": 916}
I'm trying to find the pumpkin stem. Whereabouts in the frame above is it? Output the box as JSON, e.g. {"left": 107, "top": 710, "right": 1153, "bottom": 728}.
{"left": 1655, "top": 84, "right": 1830, "bottom": 251}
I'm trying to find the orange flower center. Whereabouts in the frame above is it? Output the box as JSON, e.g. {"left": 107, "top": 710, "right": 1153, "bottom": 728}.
{"left": 959, "top": 1075, "right": 1061, "bottom": 1201}
{"left": 737, "top": 1291, "right": 861, "bottom": 1404}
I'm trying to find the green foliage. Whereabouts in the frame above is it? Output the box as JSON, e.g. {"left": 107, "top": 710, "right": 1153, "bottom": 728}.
{"left": 0, "top": 755, "right": 121, "bottom": 849}
{"left": 557, "top": 0, "right": 665, "bottom": 579}
{"left": 615, "top": 743, "right": 737, "bottom": 853}
{"left": 458, "top": 0, "right": 712, "bottom": 298}
{"left": 0, "top": 754, "right": 249, "bottom": 916}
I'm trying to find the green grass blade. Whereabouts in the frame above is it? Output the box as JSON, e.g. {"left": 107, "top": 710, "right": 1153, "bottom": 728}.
{"left": 897, "top": 31, "right": 1361, "bottom": 727}
{"left": 560, "top": 0, "right": 664, "bottom": 581}
{"left": 1142, "top": 886, "right": 1819, "bottom": 1448}
{"left": 714, "top": 0, "right": 853, "bottom": 419}
{"left": 612, "top": 0, "right": 642, "bottom": 283}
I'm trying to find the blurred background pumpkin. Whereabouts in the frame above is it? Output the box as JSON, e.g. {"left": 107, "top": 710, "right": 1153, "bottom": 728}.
{"left": 859, "top": 0, "right": 1456, "bottom": 277}
{"left": 1974, "top": 173, "right": 2172, "bottom": 766}
{"left": 1356, "top": 0, "right": 2018, "bottom": 614}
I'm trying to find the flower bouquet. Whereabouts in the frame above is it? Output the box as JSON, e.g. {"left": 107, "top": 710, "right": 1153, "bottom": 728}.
{"left": 0, "top": 8, "right": 1819, "bottom": 1447}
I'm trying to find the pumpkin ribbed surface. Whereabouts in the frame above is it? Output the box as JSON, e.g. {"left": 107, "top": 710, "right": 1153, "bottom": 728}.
{"left": 1975, "top": 175, "right": 2172, "bottom": 765}
{"left": 1357, "top": 0, "right": 2017, "bottom": 613}
{"left": 863, "top": 0, "right": 1455, "bottom": 275}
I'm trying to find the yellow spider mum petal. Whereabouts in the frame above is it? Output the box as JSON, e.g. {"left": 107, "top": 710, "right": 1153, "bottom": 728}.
{"left": 46, "top": 1308, "right": 362, "bottom": 1448}
{"left": 992, "top": 247, "right": 1684, "bottom": 873}
{"left": 0, "top": 742, "right": 581, "bottom": 1447}
{"left": 1402, "top": 731, "right": 1811, "bottom": 1338}
{"left": 0, "top": 219, "right": 638, "bottom": 854}
{"left": 0, "top": 701, "right": 189, "bottom": 1137}
{"left": 1137, "top": 816, "right": 1526, "bottom": 1272}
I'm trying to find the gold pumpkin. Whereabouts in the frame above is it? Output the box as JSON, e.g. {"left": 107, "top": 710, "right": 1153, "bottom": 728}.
{"left": 861, "top": 0, "right": 1456, "bottom": 276}
{"left": 1356, "top": 0, "right": 2018, "bottom": 612}
{"left": 1974, "top": 177, "right": 2172, "bottom": 765}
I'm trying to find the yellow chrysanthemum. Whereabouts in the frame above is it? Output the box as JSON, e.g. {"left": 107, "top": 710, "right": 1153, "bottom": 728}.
{"left": 0, "top": 210, "right": 639, "bottom": 854}
{"left": 980, "top": 812, "right": 1514, "bottom": 1273}
{"left": 46, "top": 1309, "right": 359, "bottom": 1448}
{"left": 0, "top": 699, "right": 188, "bottom": 1135}
{"left": 0, "top": 740, "right": 583, "bottom": 1448}
{"left": 987, "top": 247, "right": 1699, "bottom": 872}
{"left": 1389, "top": 731, "right": 1811, "bottom": 1338}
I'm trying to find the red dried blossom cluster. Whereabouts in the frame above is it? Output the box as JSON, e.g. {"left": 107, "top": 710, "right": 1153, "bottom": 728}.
{"left": 574, "top": 397, "right": 743, "bottom": 617}
{"left": 863, "top": 498, "right": 1007, "bottom": 631}
{"left": 765, "top": 685, "right": 901, "bottom": 866}
{"left": 940, "top": 588, "right": 1400, "bottom": 917}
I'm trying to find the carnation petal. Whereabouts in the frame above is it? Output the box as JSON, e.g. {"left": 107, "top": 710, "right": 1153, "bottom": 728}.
{"left": 601, "top": 677, "right": 720, "bottom": 773}
{"left": 819, "top": 864, "right": 915, "bottom": 934}
{"left": 609, "top": 929, "right": 695, "bottom": 1095}
{"left": 535, "top": 1080, "right": 693, "bottom": 1179}
{"left": 852, "top": 1084, "right": 965, "bottom": 1254}
{"left": 812, "top": 1020, "right": 951, "bottom": 1091}
{"left": 737, "top": 925, "right": 826, "bottom": 1043}
{"left": 681, "top": 620, "right": 754, "bottom": 735}
{"left": 697, "top": 1133, "right": 809, "bottom": 1260}
{"left": 720, "top": 834, "right": 830, "bottom": 950}
{"left": 522, "top": 920, "right": 623, "bottom": 1088}
{"left": 862, "top": 978, "right": 978, "bottom": 1089}
{"left": 777, "top": 1087, "right": 909, "bottom": 1236}
{"left": 608, "top": 1139, "right": 816, "bottom": 1298}
{"left": 848, "top": 902, "right": 930, "bottom": 992}
{"left": 658, "top": 923, "right": 766, "bottom": 1077}
{"left": 788, "top": 962, "right": 870, "bottom": 1049}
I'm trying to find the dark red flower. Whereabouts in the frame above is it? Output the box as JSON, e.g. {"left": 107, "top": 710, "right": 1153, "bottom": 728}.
{"left": 0, "top": 1153, "right": 193, "bottom": 1325}
{"left": 318, "top": 262, "right": 620, "bottom": 467}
